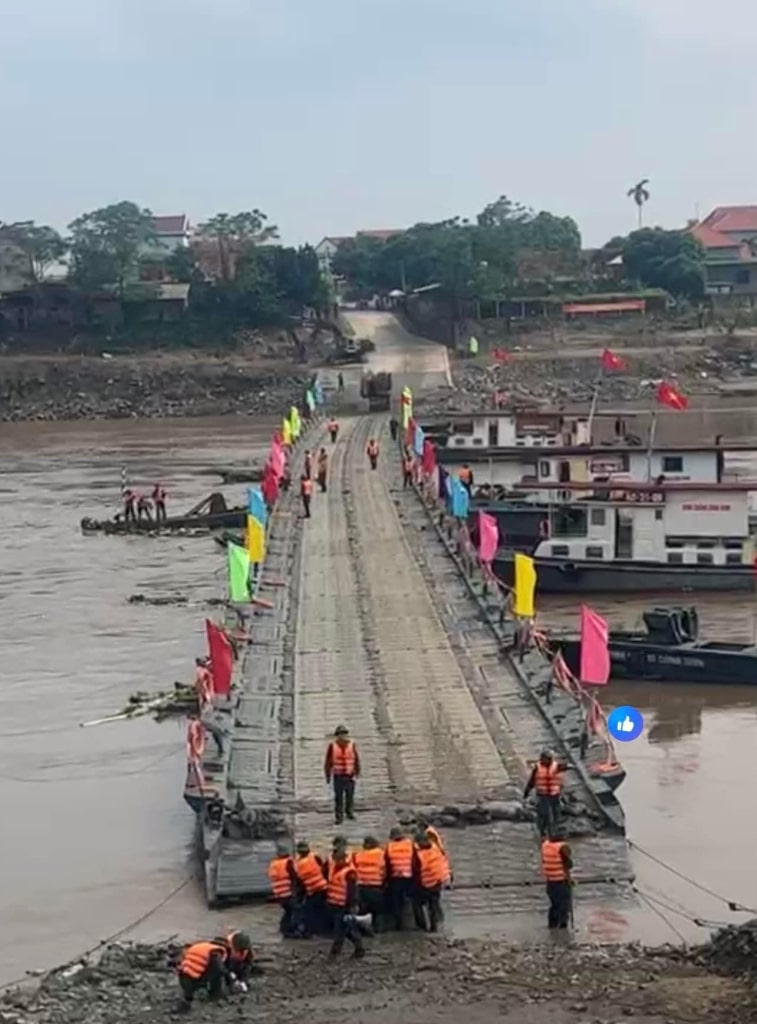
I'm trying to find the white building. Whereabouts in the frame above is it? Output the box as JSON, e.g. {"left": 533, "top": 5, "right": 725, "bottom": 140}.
{"left": 151, "top": 214, "right": 191, "bottom": 253}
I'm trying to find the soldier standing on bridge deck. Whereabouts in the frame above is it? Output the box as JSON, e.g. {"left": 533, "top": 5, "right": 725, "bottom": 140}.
{"left": 328, "top": 417, "right": 339, "bottom": 443}
{"left": 316, "top": 448, "right": 329, "bottom": 492}
{"left": 300, "top": 474, "right": 313, "bottom": 518}
{"left": 366, "top": 438, "right": 379, "bottom": 470}
{"left": 541, "top": 827, "right": 573, "bottom": 928}
{"left": 389, "top": 416, "right": 399, "bottom": 442}
{"left": 524, "top": 749, "right": 568, "bottom": 836}
{"left": 325, "top": 724, "right": 360, "bottom": 824}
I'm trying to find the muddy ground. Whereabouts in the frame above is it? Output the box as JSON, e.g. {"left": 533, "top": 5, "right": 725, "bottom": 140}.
{"left": 422, "top": 333, "right": 757, "bottom": 415}
{"left": 4, "top": 935, "right": 756, "bottom": 1024}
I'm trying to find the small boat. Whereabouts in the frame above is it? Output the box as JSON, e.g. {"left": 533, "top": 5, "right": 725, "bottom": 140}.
{"left": 214, "top": 530, "right": 245, "bottom": 550}
{"left": 81, "top": 492, "right": 246, "bottom": 535}
{"left": 556, "top": 606, "right": 757, "bottom": 685}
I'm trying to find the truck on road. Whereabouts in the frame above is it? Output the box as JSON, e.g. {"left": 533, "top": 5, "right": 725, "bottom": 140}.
{"left": 360, "top": 369, "right": 392, "bottom": 411}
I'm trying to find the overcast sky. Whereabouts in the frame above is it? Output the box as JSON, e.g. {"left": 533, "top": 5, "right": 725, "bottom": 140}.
{"left": 2, "top": 0, "right": 756, "bottom": 247}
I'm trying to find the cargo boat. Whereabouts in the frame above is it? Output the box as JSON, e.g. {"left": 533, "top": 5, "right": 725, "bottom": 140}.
{"left": 556, "top": 606, "right": 757, "bottom": 685}
{"left": 81, "top": 492, "right": 246, "bottom": 535}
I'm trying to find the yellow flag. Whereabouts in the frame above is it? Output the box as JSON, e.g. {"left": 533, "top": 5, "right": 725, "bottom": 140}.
{"left": 282, "top": 418, "right": 292, "bottom": 445}
{"left": 401, "top": 386, "right": 413, "bottom": 429}
{"left": 513, "top": 553, "right": 537, "bottom": 618}
{"left": 290, "top": 406, "right": 301, "bottom": 440}
{"left": 247, "top": 515, "right": 266, "bottom": 564}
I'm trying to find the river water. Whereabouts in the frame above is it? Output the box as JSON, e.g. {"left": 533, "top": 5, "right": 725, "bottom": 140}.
{"left": 1, "top": 417, "right": 756, "bottom": 982}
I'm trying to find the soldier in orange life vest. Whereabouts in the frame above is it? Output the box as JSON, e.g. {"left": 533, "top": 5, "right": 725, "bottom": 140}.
{"left": 384, "top": 826, "right": 414, "bottom": 930}
{"left": 300, "top": 474, "right": 313, "bottom": 519}
{"left": 267, "top": 843, "right": 299, "bottom": 937}
{"left": 402, "top": 450, "right": 414, "bottom": 488}
{"left": 303, "top": 449, "right": 313, "bottom": 478}
{"left": 176, "top": 938, "right": 228, "bottom": 1011}
{"left": 324, "top": 724, "right": 360, "bottom": 824}
{"left": 412, "top": 830, "right": 446, "bottom": 932}
{"left": 328, "top": 418, "right": 339, "bottom": 443}
{"left": 316, "top": 448, "right": 328, "bottom": 493}
{"left": 122, "top": 487, "right": 136, "bottom": 522}
{"left": 152, "top": 482, "right": 167, "bottom": 523}
{"left": 416, "top": 813, "right": 452, "bottom": 887}
{"left": 366, "top": 438, "right": 379, "bottom": 470}
{"left": 215, "top": 931, "right": 253, "bottom": 988}
{"left": 458, "top": 464, "right": 473, "bottom": 493}
{"left": 353, "top": 835, "right": 386, "bottom": 930}
{"left": 293, "top": 840, "right": 328, "bottom": 937}
{"left": 524, "top": 749, "right": 568, "bottom": 836}
{"left": 541, "top": 827, "right": 573, "bottom": 928}
{"left": 326, "top": 848, "right": 366, "bottom": 959}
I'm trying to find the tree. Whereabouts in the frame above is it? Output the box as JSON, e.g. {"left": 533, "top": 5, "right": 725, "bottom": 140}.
{"left": 0, "top": 221, "right": 67, "bottom": 282}
{"left": 195, "top": 211, "right": 278, "bottom": 282}
{"left": 68, "top": 201, "right": 156, "bottom": 297}
{"left": 621, "top": 227, "right": 705, "bottom": 299}
{"left": 627, "top": 179, "right": 650, "bottom": 229}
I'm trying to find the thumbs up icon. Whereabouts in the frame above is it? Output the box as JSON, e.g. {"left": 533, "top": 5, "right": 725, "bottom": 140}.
{"left": 607, "top": 706, "right": 643, "bottom": 742}
{"left": 618, "top": 716, "right": 634, "bottom": 733}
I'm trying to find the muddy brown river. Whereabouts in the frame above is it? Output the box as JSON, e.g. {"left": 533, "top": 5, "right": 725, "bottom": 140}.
{"left": 1, "top": 416, "right": 757, "bottom": 983}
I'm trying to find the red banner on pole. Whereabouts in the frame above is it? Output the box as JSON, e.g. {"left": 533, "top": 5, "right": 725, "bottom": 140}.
{"left": 206, "top": 620, "right": 233, "bottom": 696}
{"left": 580, "top": 605, "right": 610, "bottom": 685}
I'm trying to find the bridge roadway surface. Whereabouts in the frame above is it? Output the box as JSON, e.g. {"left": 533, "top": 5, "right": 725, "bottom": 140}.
{"left": 216, "top": 315, "right": 668, "bottom": 943}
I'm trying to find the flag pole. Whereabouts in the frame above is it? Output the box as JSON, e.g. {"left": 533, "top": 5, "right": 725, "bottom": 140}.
{"left": 646, "top": 406, "right": 659, "bottom": 482}
{"left": 587, "top": 365, "right": 605, "bottom": 442}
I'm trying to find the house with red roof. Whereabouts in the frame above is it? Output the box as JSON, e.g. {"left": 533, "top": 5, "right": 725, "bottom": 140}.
{"left": 690, "top": 206, "right": 757, "bottom": 298}
{"left": 314, "top": 229, "right": 404, "bottom": 274}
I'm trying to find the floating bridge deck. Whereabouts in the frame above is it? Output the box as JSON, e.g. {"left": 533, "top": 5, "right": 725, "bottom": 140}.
{"left": 200, "top": 409, "right": 638, "bottom": 939}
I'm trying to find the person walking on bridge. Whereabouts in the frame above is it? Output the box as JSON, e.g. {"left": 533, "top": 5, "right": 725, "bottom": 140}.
{"left": 300, "top": 474, "right": 313, "bottom": 519}
{"left": 524, "top": 749, "right": 567, "bottom": 836}
{"left": 402, "top": 450, "right": 414, "bottom": 488}
{"left": 337, "top": 370, "right": 345, "bottom": 392}
{"left": 541, "top": 827, "right": 573, "bottom": 929}
{"left": 328, "top": 417, "right": 339, "bottom": 443}
{"left": 366, "top": 438, "right": 379, "bottom": 470}
{"left": 316, "top": 448, "right": 329, "bottom": 492}
{"left": 303, "top": 449, "right": 313, "bottom": 479}
{"left": 325, "top": 724, "right": 360, "bottom": 824}
{"left": 389, "top": 416, "right": 399, "bottom": 442}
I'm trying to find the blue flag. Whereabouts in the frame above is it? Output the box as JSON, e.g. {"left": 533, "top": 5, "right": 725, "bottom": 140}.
{"left": 247, "top": 487, "right": 268, "bottom": 526}
{"left": 313, "top": 379, "right": 324, "bottom": 405}
{"left": 451, "top": 478, "right": 469, "bottom": 518}
{"left": 414, "top": 424, "right": 424, "bottom": 457}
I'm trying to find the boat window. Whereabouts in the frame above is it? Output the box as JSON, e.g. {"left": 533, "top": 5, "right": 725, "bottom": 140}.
{"left": 726, "top": 551, "right": 743, "bottom": 565}
{"left": 590, "top": 508, "right": 606, "bottom": 526}
{"left": 453, "top": 421, "right": 474, "bottom": 435}
{"left": 667, "top": 552, "right": 684, "bottom": 564}
{"left": 655, "top": 509, "right": 663, "bottom": 521}
{"left": 662, "top": 455, "right": 684, "bottom": 473}
{"left": 539, "top": 460, "right": 550, "bottom": 477}
{"left": 724, "top": 538, "right": 744, "bottom": 550}
{"left": 522, "top": 461, "right": 537, "bottom": 480}
{"left": 696, "top": 552, "right": 714, "bottom": 565}
{"left": 552, "top": 506, "right": 587, "bottom": 538}
{"left": 472, "top": 438, "right": 484, "bottom": 445}
{"left": 551, "top": 544, "right": 570, "bottom": 556}
{"left": 585, "top": 545, "right": 604, "bottom": 559}
{"left": 697, "top": 541, "right": 716, "bottom": 549}
{"left": 665, "top": 538, "right": 684, "bottom": 548}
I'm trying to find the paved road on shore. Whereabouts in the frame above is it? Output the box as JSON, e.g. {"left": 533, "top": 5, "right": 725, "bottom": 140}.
{"left": 347, "top": 310, "right": 453, "bottom": 392}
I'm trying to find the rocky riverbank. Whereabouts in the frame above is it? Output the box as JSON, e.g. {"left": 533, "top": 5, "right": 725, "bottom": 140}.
{"left": 0, "top": 354, "right": 311, "bottom": 422}
{"left": 419, "top": 335, "right": 757, "bottom": 415}
{"left": 4, "top": 933, "right": 755, "bottom": 1024}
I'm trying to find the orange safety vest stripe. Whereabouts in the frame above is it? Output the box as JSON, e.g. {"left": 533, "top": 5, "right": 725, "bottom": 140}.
{"left": 295, "top": 853, "right": 327, "bottom": 893}
{"left": 326, "top": 864, "right": 354, "bottom": 907}
{"left": 386, "top": 838, "right": 414, "bottom": 877}
{"left": 329, "top": 740, "right": 356, "bottom": 775}
{"left": 535, "top": 762, "right": 562, "bottom": 796}
{"left": 180, "top": 941, "right": 225, "bottom": 978}
{"left": 417, "top": 845, "right": 445, "bottom": 888}
{"left": 268, "top": 856, "right": 294, "bottom": 898}
{"left": 541, "top": 840, "right": 568, "bottom": 881}
{"left": 353, "top": 848, "right": 385, "bottom": 886}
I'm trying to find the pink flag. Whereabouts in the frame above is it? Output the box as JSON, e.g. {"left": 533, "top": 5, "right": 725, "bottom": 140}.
{"left": 261, "top": 463, "right": 279, "bottom": 506}
{"left": 579, "top": 605, "right": 610, "bottom": 685}
{"left": 270, "top": 440, "right": 285, "bottom": 478}
{"left": 421, "top": 439, "right": 437, "bottom": 476}
{"left": 478, "top": 511, "right": 499, "bottom": 564}
{"left": 206, "top": 620, "right": 233, "bottom": 696}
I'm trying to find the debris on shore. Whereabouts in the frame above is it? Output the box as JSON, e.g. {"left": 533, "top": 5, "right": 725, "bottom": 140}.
{"left": 3, "top": 937, "right": 754, "bottom": 1024}
{"left": 696, "top": 917, "right": 757, "bottom": 981}
{"left": 80, "top": 685, "right": 196, "bottom": 728}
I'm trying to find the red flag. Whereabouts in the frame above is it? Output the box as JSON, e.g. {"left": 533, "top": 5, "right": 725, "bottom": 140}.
{"left": 406, "top": 416, "right": 416, "bottom": 448}
{"left": 601, "top": 348, "right": 626, "bottom": 371}
{"left": 421, "top": 439, "right": 437, "bottom": 476}
{"left": 656, "top": 380, "right": 688, "bottom": 411}
{"left": 580, "top": 605, "right": 610, "bottom": 685}
{"left": 492, "top": 348, "right": 510, "bottom": 363}
{"left": 206, "top": 620, "right": 233, "bottom": 696}
{"left": 262, "top": 463, "right": 279, "bottom": 506}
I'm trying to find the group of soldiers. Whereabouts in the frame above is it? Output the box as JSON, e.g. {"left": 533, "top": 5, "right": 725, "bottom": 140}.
{"left": 267, "top": 817, "right": 451, "bottom": 958}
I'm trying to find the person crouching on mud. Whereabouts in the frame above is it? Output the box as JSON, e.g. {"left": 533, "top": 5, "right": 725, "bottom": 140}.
{"left": 176, "top": 939, "right": 227, "bottom": 1012}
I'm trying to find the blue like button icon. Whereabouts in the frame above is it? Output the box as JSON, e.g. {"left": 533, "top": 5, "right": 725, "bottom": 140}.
{"left": 607, "top": 705, "right": 644, "bottom": 742}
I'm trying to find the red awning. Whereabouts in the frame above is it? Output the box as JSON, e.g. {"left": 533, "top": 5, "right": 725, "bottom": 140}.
{"left": 563, "top": 300, "right": 646, "bottom": 314}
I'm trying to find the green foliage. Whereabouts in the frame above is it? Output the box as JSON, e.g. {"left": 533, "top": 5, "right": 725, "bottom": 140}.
{"left": 195, "top": 210, "right": 278, "bottom": 282}
{"left": 0, "top": 221, "right": 67, "bottom": 282}
{"left": 620, "top": 228, "right": 705, "bottom": 299}
{"left": 332, "top": 195, "right": 582, "bottom": 300}
{"left": 68, "top": 201, "right": 156, "bottom": 296}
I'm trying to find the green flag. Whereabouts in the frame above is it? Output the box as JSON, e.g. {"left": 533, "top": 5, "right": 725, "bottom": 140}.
{"left": 305, "top": 389, "right": 315, "bottom": 411}
{"left": 469, "top": 336, "right": 479, "bottom": 355}
{"left": 228, "top": 542, "right": 251, "bottom": 602}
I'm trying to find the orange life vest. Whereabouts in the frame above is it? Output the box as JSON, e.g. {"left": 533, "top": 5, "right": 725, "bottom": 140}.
{"left": 326, "top": 851, "right": 355, "bottom": 879}
{"left": 367, "top": 442, "right": 379, "bottom": 457}
{"left": 186, "top": 719, "right": 205, "bottom": 761}
{"left": 386, "top": 837, "right": 414, "bottom": 878}
{"left": 535, "top": 761, "right": 562, "bottom": 797}
{"left": 179, "top": 941, "right": 226, "bottom": 979}
{"left": 326, "top": 864, "right": 355, "bottom": 907}
{"left": 416, "top": 845, "right": 446, "bottom": 889}
{"left": 268, "top": 855, "right": 294, "bottom": 899}
{"left": 353, "top": 847, "right": 385, "bottom": 887}
{"left": 425, "top": 825, "right": 451, "bottom": 883}
{"left": 328, "top": 420, "right": 338, "bottom": 432}
{"left": 541, "top": 839, "right": 568, "bottom": 882}
{"left": 328, "top": 740, "right": 356, "bottom": 776}
{"left": 295, "top": 852, "right": 327, "bottom": 894}
{"left": 403, "top": 456, "right": 413, "bottom": 472}
{"left": 301, "top": 478, "right": 313, "bottom": 497}
{"left": 458, "top": 467, "right": 472, "bottom": 484}
{"left": 195, "top": 667, "right": 213, "bottom": 707}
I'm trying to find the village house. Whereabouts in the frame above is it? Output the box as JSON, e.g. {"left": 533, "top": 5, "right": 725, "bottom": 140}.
{"left": 690, "top": 206, "right": 757, "bottom": 300}
{"left": 314, "top": 228, "right": 404, "bottom": 274}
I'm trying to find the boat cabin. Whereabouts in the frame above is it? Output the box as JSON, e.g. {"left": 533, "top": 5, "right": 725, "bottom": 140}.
{"left": 531, "top": 482, "right": 754, "bottom": 567}
{"left": 439, "top": 411, "right": 591, "bottom": 451}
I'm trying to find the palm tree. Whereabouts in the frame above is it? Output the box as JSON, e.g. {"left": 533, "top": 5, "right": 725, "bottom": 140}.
{"left": 627, "top": 179, "right": 650, "bottom": 229}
